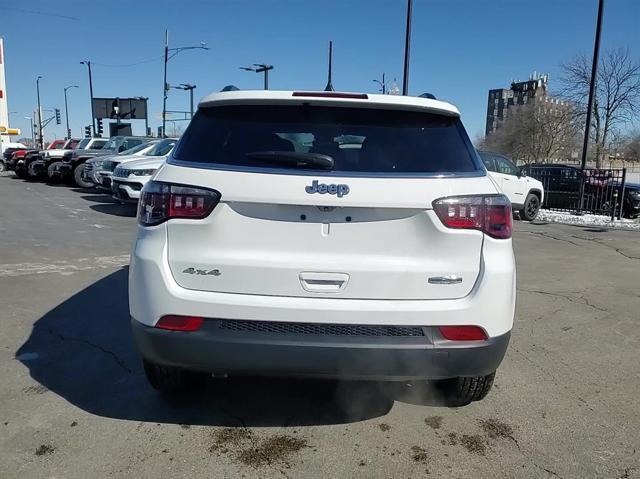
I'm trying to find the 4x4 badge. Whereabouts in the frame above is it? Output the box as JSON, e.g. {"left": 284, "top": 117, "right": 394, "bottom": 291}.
{"left": 305, "top": 180, "right": 350, "bottom": 198}
{"left": 182, "top": 267, "right": 221, "bottom": 276}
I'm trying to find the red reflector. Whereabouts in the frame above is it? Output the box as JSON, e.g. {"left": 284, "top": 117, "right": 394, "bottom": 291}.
{"left": 439, "top": 326, "right": 488, "bottom": 341}
{"left": 155, "top": 315, "right": 204, "bottom": 332}
{"left": 292, "top": 92, "right": 368, "bottom": 99}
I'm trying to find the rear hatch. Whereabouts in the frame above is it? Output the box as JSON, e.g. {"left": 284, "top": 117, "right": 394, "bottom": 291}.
{"left": 160, "top": 100, "right": 497, "bottom": 300}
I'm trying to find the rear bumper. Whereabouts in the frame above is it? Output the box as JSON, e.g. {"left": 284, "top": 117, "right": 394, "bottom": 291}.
{"left": 131, "top": 318, "right": 510, "bottom": 380}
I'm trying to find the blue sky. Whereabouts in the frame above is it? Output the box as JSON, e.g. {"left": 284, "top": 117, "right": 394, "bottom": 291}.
{"left": 2, "top": 0, "right": 638, "bottom": 142}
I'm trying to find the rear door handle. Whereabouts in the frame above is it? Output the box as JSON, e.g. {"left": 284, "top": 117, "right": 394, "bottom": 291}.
{"left": 299, "top": 272, "right": 349, "bottom": 293}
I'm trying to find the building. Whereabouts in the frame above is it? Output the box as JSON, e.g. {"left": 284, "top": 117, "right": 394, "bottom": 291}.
{"left": 485, "top": 72, "right": 567, "bottom": 136}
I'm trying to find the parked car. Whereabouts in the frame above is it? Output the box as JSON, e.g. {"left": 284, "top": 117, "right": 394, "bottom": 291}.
{"left": 477, "top": 151, "right": 544, "bottom": 220}
{"left": 0, "top": 141, "right": 27, "bottom": 155}
{"left": 112, "top": 157, "right": 164, "bottom": 203}
{"left": 130, "top": 90, "right": 514, "bottom": 406}
{"left": 522, "top": 163, "right": 627, "bottom": 215}
{"left": 1, "top": 144, "right": 29, "bottom": 172}
{"left": 84, "top": 140, "right": 163, "bottom": 188}
{"left": 110, "top": 140, "right": 177, "bottom": 200}
{"left": 14, "top": 140, "right": 67, "bottom": 178}
{"left": 28, "top": 138, "right": 81, "bottom": 179}
{"left": 621, "top": 183, "right": 640, "bottom": 219}
{"left": 31, "top": 137, "right": 106, "bottom": 181}
{"left": 52, "top": 136, "right": 151, "bottom": 187}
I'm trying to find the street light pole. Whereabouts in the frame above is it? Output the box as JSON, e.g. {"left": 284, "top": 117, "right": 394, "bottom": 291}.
{"left": 64, "top": 85, "right": 78, "bottom": 140}
{"left": 402, "top": 0, "right": 413, "bottom": 96}
{"left": 25, "top": 117, "right": 34, "bottom": 146}
{"left": 162, "top": 31, "right": 209, "bottom": 137}
{"left": 373, "top": 73, "right": 387, "bottom": 94}
{"left": 239, "top": 64, "right": 274, "bottom": 90}
{"left": 80, "top": 61, "right": 95, "bottom": 136}
{"left": 36, "top": 76, "right": 43, "bottom": 149}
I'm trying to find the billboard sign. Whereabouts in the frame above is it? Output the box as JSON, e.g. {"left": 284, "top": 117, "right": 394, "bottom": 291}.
{"left": 92, "top": 97, "right": 148, "bottom": 120}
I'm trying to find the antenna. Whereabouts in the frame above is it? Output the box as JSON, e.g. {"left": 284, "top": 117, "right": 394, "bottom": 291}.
{"left": 324, "top": 41, "right": 334, "bottom": 91}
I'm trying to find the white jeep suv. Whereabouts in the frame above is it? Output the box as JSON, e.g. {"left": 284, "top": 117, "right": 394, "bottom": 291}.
{"left": 478, "top": 151, "right": 544, "bottom": 220}
{"left": 130, "top": 90, "right": 515, "bottom": 406}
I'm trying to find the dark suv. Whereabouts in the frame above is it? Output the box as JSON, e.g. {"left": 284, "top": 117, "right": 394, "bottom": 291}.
{"left": 53, "top": 136, "right": 152, "bottom": 187}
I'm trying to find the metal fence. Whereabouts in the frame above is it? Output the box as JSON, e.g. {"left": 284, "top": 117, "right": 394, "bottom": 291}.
{"left": 525, "top": 165, "right": 627, "bottom": 219}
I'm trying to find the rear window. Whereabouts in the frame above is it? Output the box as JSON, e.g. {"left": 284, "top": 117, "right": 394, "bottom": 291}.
{"left": 173, "top": 105, "right": 480, "bottom": 175}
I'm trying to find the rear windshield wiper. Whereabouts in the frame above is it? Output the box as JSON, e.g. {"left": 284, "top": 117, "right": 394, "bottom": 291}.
{"left": 246, "top": 151, "right": 334, "bottom": 170}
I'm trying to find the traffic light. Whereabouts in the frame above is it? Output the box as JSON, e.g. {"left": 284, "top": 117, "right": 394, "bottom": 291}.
{"left": 96, "top": 118, "right": 103, "bottom": 136}
{"left": 55, "top": 108, "right": 61, "bottom": 125}
{"left": 84, "top": 125, "right": 92, "bottom": 138}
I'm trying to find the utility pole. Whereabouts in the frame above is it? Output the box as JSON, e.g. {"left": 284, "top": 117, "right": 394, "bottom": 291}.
{"left": 36, "top": 76, "right": 43, "bottom": 149}
{"left": 64, "top": 85, "right": 78, "bottom": 140}
{"left": 162, "top": 29, "right": 169, "bottom": 138}
{"left": 240, "top": 64, "right": 274, "bottom": 90}
{"left": 402, "top": 0, "right": 413, "bottom": 96}
{"left": 324, "top": 41, "right": 334, "bottom": 91}
{"left": 80, "top": 61, "right": 95, "bottom": 136}
{"left": 578, "top": 0, "right": 604, "bottom": 212}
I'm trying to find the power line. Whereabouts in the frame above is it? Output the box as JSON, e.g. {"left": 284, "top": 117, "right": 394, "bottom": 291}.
{"left": 2, "top": 6, "right": 80, "bottom": 21}
{"left": 91, "top": 56, "right": 164, "bottom": 68}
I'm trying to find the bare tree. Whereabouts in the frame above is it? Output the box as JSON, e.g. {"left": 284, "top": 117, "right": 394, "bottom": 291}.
{"left": 480, "top": 103, "right": 578, "bottom": 164}
{"left": 559, "top": 48, "right": 640, "bottom": 167}
{"left": 623, "top": 131, "right": 640, "bottom": 162}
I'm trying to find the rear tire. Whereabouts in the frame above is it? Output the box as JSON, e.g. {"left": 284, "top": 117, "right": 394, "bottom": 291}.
{"left": 143, "top": 360, "right": 204, "bottom": 394}
{"left": 520, "top": 193, "right": 540, "bottom": 221}
{"left": 73, "top": 164, "right": 94, "bottom": 188}
{"left": 435, "top": 372, "right": 495, "bottom": 407}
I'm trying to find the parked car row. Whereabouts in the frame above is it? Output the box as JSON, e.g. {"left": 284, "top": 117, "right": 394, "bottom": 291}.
{"left": 2, "top": 135, "right": 178, "bottom": 203}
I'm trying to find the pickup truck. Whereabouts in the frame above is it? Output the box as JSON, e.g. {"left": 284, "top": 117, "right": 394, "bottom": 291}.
{"left": 52, "top": 135, "right": 152, "bottom": 187}
{"left": 30, "top": 137, "right": 102, "bottom": 181}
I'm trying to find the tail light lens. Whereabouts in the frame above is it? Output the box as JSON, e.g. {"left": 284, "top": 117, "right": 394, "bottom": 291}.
{"left": 432, "top": 195, "right": 512, "bottom": 239}
{"left": 155, "top": 315, "right": 204, "bottom": 332}
{"left": 439, "top": 326, "right": 488, "bottom": 341}
{"left": 137, "top": 181, "right": 221, "bottom": 226}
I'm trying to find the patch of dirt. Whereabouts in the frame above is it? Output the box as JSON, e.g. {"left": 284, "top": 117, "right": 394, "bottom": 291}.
{"left": 237, "top": 434, "right": 307, "bottom": 468}
{"left": 411, "top": 446, "right": 429, "bottom": 464}
{"left": 378, "top": 423, "right": 391, "bottom": 432}
{"left": 35, "top": 444, "right": 55, "bottom": 456}
{"left": 479, "top": 418, "right": 514, "bottom": 440}
{"left": 448, "top": 432, "right": 487, "bottom": 455}
{"left": 424, "top": 416, "right": 443, "bottom": 429}
{"left": 70, "top": 421, "right": 78, "bottom": 427}
{"left": 209, "top": 427, "right": 253, "bottom": 453}
{"left": 180, "top": 424, "right": 191, "bottom": 429}
{"left": 459, "top": 434, "right": 487, "bottom": 455}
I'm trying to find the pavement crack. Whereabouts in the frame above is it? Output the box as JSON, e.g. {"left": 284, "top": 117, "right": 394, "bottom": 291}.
{"left": 523, "top": 231, "right": 582, "bottom": 246}
{"left": 518, "top": 288, "right": 608, "bottom": 313}
{"left": 571, "top": 236, "right": 640, "bottom": 260}
{"left": 531, "top": 462, "right": 564, "bottom": 478}
{"left": 37, "top": 327, "right": 132, "bottom": 373}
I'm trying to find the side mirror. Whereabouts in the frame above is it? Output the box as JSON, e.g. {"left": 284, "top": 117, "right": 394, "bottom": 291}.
{"left": 518, "top": 167, "right": 526, "bottom": 178}
{"left": 118, "top": 145, "right": 126, "bottom": 152}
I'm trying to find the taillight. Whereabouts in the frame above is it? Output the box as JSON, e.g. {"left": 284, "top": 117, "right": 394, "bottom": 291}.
{"left": 439, "top": 326, "right": 488, "bottom": 341}
{"left": 432, "top": 195, "right": 512, "bottom": 239}
{"left": 155, "top": 315, "right": 204, "bottom": 332}
{"left": 137, "top": 181, "right": 221, "bottom": 226}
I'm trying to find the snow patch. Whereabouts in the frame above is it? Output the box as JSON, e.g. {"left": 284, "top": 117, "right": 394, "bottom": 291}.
{"left": 535, "top": 210, "right": 640, "bottom": 230}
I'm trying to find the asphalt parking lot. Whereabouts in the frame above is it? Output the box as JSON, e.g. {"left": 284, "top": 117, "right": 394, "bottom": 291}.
{"left": 1, "top": 173, "right": 639, "bottom": 479}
